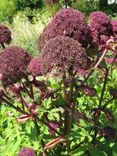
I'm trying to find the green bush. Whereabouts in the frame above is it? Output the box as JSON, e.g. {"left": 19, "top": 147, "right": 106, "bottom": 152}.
{"left": 0, "top": 0, "right": 16, "bottom": 22}
{"left": 14, "top": 0, "right": 44, "bottom": 10}
{"left": 71, "top": 0, "right": 99, "bottom": 16}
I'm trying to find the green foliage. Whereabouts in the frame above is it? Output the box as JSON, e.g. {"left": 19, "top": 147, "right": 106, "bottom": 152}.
{"left": 14, "top": 0, "right": 44, "bottom": 10}
{"left": 0, "top": 0, "right": 16, "bottom": 22}
{"left": 10, "top": 8, "right": 52, "bottom": 56}
{"left": 0, "top": 105, "right": 42, "bottom": 156}
{"left": 69, "top": 0, "right": 99, "bottom": 16}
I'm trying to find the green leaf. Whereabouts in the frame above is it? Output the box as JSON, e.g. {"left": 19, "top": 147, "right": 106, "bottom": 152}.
{"left": 112, "top": 142, "right": 117, "bottom": 156}
{"left": 49, "top": 78, "right": 60, "bottom": 89}
{"left": 71, "top": 146, "right": 86, "bottom": 156}
{"left": 88, "top": 144, "right": 108, "bottom": 156}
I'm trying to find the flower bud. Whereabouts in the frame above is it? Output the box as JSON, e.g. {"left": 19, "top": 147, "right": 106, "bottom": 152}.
{"left": 109, "top": 88, "right": 117, "bottom": 98}
{"left": 48, "top": 121, "right": 59, "bottom": 135}
{"left": 82, "top": 85, "right": 97, "bottom": 97}
{"left": 18, "top": 147, "right": 36, "bottom": 156}
{"left": 103, "top": 126, "right": 116, "bottom": 140}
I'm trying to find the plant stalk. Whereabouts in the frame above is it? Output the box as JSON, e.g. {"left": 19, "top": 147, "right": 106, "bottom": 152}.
{"left": 99, "top": 68, "right": 109, "bottom": 106}
{"left": 1, "top": 42, "right": 5, "bottom": 49}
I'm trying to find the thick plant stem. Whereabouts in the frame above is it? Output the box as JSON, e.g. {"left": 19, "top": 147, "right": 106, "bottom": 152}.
{"left": 92, "top": 127, "right": 98, "bottom": 145}
{"left": 64, "top": 0, "right": 68, "bottom": 8}
{"left": 64, "top": 74, "right": 74, "bottom": 134}
{"left": 10, "top": 87, "right": 29, "bottom": 109}
{"left": 66, "top": 138, "right": 71, "bottom": 156}
{"left": 93, "top": 68, "right": 109, "bottom": 145}
{"left": 0, "top": 96, "right": 27, "bottom": 114}
{"left": 1, "top": 43, "right": 5, "bottom": 49}
{"left": 23, "top": 83, "right": 34, "bottom": 100}
{"left": 24, "top": 75, "right": 34, "bottom": 100}
{"left": 99, "top": 68, "right": 109, "bottom": 107}
{"left": 34, "top": 119, "right": 40, "bottom": 135}
{"left": 30, "top": 83, "right": 34, "bottom": 100}
{"left": 63, "top": 75, "right": 69, "bottom": 135}
{"left": 63, "top": 71, "right": 75, "bottom": 155}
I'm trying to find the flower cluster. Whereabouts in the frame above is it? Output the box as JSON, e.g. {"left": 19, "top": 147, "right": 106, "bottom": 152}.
{"left": 0, "top": 24, "right": 11, "bottom": 44}
{"left": 40, "top": 36, "right": 88, "bottom": 75}
{"left": 89, "top": 11, "right": 113, "bottom": 49}
{"left": 38, "top": 8, "right": 91, "bottom": 50}
{"left": 111, "top": 20, "right": 117, "bottom": 40}
{"left": 28, "top": 57, "right": 41, "bottom": 77}
{"left": 18, "top": 147, "right": 36, "bottom": 156}
{"left": 0, "top": 46, "right": 31, "bottom": 86}
{"left": 38, "top": 9, "right": 117, "bottom": 76}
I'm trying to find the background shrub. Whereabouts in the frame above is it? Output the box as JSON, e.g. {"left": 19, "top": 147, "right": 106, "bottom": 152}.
{"left": 10, "top": 8, "right": 52, "bottom": 56}
{"left": 0, "top": 0, "right": 16, "bottom": 22}
{"left": 14, "top": 0, "right": 44, "bottom": 10}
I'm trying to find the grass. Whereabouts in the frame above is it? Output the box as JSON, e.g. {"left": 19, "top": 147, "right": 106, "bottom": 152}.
{"left": 7, "top": 8, "right": 53, "bottom": 56}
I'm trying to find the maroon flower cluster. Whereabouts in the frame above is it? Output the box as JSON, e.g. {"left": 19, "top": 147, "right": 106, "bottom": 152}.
{"left": 0, "top": 24, "right": 11, "bottom": 44}
{"left": 0, "top": 46, "right": 31, "bottom": 86}
{"left": 38, "top": 8, "right": 90, "bottom": 50}
{"left": 18, "top": 147, "right": 36, "bottom": 156}
{"left": 37, "top": 9, "right": 117, "bottom": 76}
{"left": 111, "top": 20, "right": 117, "bottom": 40}
{"left": 28, "top": 57, "right": 41, "bottom": 77}
{"left": 89, "top": 11, "right": 113, "bottom": 49}
{"left": 40, "top": 36, "right": 88, "bottom": 75}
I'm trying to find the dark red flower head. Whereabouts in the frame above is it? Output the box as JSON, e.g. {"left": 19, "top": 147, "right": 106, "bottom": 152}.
{"left": 90, "top": 11, "right": 112, "bottom": 47}
{"left": 38, "top": 8, "right": 90, "bottom": 50}
{"left": 18, "top": 147, "right": 36, "bottom": 156}
{"left": 0, "top": 46, "right": 31, "bottom": 86}
{"left": 0, "top": 24, "right": 11, "bottom": 44}
{"left": 28, "top": 57, "right": 42, "bottom": 77}
{"left": 40, "top": 36, "right": 89, "bottom": 75}
{"left": 111, "top": 20, "right": 117, "bottom": 40}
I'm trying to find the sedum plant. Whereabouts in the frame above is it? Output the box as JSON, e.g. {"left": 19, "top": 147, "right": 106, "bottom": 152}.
{"left": 0, "top": 7, "right": 117, "bottom": 156}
